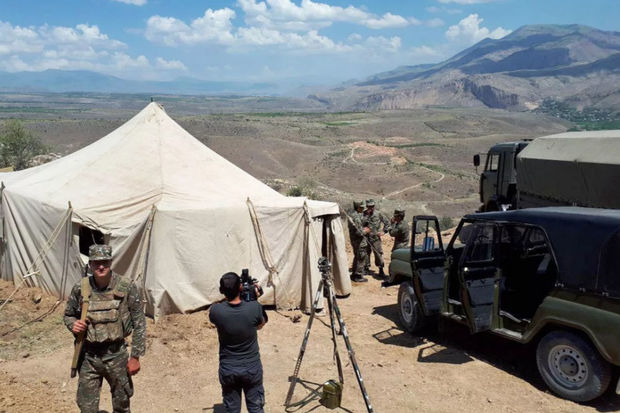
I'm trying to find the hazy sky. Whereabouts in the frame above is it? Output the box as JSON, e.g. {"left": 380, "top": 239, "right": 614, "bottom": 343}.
{"left": 1, "top": 0, "right": 618, "bottom": 85}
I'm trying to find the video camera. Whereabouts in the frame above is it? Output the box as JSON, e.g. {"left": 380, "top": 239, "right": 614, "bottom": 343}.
{"left": 240, "top": 268, "right": 263, "bottom": 302}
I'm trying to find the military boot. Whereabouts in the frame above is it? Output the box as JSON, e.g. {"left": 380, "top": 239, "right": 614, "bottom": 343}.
{"left": 378, "top": 266, "right": 386, "bottom": 278}
{"left": 351, "top": 274, "right": 368, "bottom": 283}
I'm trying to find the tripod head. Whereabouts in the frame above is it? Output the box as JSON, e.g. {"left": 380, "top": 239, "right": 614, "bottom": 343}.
{"left": 317, "top": 257, "right": 331, "bottom": 277}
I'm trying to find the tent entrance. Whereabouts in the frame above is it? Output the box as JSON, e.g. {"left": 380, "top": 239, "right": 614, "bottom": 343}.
{"left": 73, "top": 224, "right": 107, "bottom": 262}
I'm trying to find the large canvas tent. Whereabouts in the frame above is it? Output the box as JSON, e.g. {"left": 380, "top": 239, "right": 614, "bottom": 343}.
{"left": 0, "top": 103, "right": 351, "bottom": 317}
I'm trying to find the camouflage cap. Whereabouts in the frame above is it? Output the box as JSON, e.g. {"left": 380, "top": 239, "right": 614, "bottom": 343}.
{"left": 353, "top": 200, "right": 365, "bottom": 209}
{"left": 89, "top": 244, "right": 112, "bottom": 261}
{"left": 365, "top": 199, "right": 375, "bottom": 207}
{"left": 394, "top": 208, "right": 405, "bottom": 217}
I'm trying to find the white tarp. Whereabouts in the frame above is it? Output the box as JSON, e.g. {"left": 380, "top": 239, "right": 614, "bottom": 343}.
{"left": 0, "top": 102, "right": 351, "bottom": 317}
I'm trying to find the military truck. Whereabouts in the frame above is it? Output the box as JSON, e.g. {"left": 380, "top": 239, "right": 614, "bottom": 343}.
{"left": 474, "top": 130, "right": 620, "bottom": 211}
{"left": 388, "top": 209, "right": 620, "bottom": 402}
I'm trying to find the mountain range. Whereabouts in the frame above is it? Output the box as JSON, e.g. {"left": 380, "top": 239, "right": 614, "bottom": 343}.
{"left": 0, "top": 70, "right": 277, "bottom": 95}
{"left": 312, "top": 24, "right": 620, "bottom": 113}
{"left": 1, "top": 24, "right": 619, "bottom": 114}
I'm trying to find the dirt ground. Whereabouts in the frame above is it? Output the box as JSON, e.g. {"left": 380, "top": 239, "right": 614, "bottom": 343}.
{"left": 1, "top": 236, "right": 619, "bottom": 413}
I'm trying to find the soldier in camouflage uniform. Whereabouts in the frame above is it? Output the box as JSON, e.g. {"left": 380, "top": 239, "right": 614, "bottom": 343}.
{"left": 348, "top": 201, "right": 369, "bottom": 283}
{"left": 64, "top": 244, "right": 146, "bottom": 413}
{"left": 389, "top": 209, "right": 410, "bottom": 251}
{"left": 364, "top": 199, "right": 390, "bottom": 278}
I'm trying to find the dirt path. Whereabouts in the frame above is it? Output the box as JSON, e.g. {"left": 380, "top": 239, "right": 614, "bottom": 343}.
{"left": 1, "top": 248, "right": 618, "bottom": 412}
{"left": 384, "top": 165, "right": 445, "bottom": 198}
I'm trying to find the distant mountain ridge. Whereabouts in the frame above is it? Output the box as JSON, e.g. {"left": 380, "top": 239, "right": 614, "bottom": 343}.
{"left": 0, "top": 69, "right": 277, "bottom": 95}
{"left": 314, "top": 24, "right": 620, "bottom": 112}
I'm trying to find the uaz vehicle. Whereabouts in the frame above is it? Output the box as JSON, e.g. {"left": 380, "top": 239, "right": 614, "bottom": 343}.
{"left": 388, "top": 207, "right": 620, "bottom": 402}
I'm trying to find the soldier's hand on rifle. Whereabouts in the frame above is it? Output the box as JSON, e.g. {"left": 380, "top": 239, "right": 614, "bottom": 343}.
{"left": 363, "top": 227, "right": 370, "bottom": 234}
{"left": 127, "top": 357, "right": 141, "bottom": 376}
{"left": 72, "top": 320, "right": 88, "bottom": 334}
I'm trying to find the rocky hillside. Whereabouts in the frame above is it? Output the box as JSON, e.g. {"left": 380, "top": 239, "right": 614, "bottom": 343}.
{"left": 313, "top": 25, "right": 620, "bottom": 113}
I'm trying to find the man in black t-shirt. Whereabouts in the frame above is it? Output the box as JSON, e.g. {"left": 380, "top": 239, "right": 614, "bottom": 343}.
{"left": 209, "top": 272, "right": 266, "bottom": 413}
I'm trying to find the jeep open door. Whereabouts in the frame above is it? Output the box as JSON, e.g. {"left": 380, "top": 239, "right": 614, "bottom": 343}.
{"left": 410, "top": 216, "right": 445, "bottom": 316}
{"left": 457, "top": 222, "right": 500, "bottom": 333}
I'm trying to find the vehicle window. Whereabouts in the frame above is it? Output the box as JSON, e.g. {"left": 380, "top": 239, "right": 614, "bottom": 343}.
{"left": 523, "top": 227, "right": 549, "bottom": 255}
{"left": 527, "top": 228, "right": 546, "bottom": 244}
{"left": 485, "top": 153, "right": 499, "bottom": 172}
{"left": 413, "top": 219, "right": 442, "bottom": 253}
{"left": 500, "top": 225, "right": 525, "bottom": 244}
{"left": 452, "top": 222, "right": 473, "bottom": 249}
{"left": 464, "top": 224, "right": 495, "bottom": 262}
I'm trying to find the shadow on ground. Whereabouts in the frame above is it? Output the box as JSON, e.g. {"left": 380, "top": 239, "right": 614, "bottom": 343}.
{"left": 284, "top": 378, "right": 354, "bottom": 413}
{"left": 371, "top": 303, "right": 620, "bottom": 412}
{"left": 202, "top": 403, "right": 226, "bottom": 413}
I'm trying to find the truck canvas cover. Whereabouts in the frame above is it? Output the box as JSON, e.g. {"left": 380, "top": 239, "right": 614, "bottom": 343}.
{"left": 517, "top": 131, "right": 620, "bottom": 208}
{"left": 465, "top": 207, "right": 620, "bottom": 299}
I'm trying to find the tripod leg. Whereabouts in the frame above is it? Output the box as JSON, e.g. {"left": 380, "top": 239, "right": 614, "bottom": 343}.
{"left": 284, "top": 278, "right": 324, "bottom": 407}
{"left": 326, "top": 283, "right": 344, "bottom": 385}
{"left": 330, "top": 288, "right": 375, "bottom": 413}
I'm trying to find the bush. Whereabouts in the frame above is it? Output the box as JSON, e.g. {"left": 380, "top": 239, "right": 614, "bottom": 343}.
{"left": 0, "top": 120, "right": 46, "bottom": 170}
{"left": 439, "top": 216, "right": 454, "bottom": 230}
{"left": 287, "top": 186, "right": 303, "bottom": 197}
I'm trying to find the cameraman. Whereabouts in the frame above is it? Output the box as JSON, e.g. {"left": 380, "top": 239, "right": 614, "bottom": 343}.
{"left": 209, "top": 272, "right": 267, "bottom": 413}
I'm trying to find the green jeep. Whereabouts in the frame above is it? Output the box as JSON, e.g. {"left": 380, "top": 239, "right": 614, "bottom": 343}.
{"left": 388, "top": 207, "right": 620, "bottom": 402}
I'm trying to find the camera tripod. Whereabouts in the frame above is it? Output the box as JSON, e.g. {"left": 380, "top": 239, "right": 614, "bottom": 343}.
{"left": 284, "top": 257, "right": 374, "bottom": 413}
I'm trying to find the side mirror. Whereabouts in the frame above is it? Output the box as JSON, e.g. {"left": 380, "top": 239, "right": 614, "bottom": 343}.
{"left": 473, "top": 154, "right": 480, "bottom": 167}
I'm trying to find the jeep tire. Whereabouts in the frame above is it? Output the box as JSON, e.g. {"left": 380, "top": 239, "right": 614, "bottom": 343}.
{"left": 397, "top": 281, "right": 426, "bottom": 333}
{"left": 536, "top": 330, "right": 612, "bottom": 402}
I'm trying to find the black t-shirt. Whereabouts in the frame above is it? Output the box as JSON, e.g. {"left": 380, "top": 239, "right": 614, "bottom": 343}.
{"left": 209, "top": 300, "right": 264, "bottom": 365}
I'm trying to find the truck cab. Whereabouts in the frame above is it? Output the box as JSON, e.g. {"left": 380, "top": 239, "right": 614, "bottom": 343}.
{"left": 474, "top": 140, "right": 529, "bottom": 211}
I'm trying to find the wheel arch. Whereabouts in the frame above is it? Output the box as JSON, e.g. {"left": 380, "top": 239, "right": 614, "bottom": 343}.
{"left": 525, "top": 320, "right": 618, "bottom": 367}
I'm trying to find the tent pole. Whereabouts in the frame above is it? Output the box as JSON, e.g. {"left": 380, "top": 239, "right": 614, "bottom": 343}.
{"left": 0, "top": 182, "right": 5, "bottom": 281}
{"left": 246, "top": 198, "right": 280, "bottom": 308}
{"left": 59, "top": 201, "right": 73, "bottom": 300}
{"left": 135, "top": 205, "right": 157, "bottom": 312}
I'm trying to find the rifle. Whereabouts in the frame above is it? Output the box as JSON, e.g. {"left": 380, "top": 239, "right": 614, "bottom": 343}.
{"left": 340, "top": 207, "right": 383, "bottom": 257}
{"left": 70, "top": 264, "right": 90, "bottom": 378}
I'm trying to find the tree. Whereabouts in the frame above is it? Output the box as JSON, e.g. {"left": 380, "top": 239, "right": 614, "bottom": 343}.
{"left": 0, "top": 120, "right": 46, "bottom": 170}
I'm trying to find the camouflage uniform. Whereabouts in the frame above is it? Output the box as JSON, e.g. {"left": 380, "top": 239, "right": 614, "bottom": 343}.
{"left": 389, "top": 209, "right": 410, "bottom": 251}
{"left": 348, "top": 201, "right": 368, "bottom": 281}
{"left": 64, "top": 245, "right": 146, "bottom": 413}
{"left": 364, "top": 200, "right": 390, "bottom": 274}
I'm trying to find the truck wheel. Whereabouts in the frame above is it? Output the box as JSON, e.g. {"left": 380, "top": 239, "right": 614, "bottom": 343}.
{"left": 397, "top": 281, "right": 425, "bottom": 333}
{"left": 536, "top": 330, "right": 611, "bottom": 402}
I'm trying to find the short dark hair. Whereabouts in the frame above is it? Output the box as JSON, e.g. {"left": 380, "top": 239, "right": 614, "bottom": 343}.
{"left": 219, "top": 272, "right": 240, "bottom": 301}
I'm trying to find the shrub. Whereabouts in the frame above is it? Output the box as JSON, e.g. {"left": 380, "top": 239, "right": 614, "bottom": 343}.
{"left": 0, "top": 120, "right": 46, "bottom": 170}
{"left": 287, "top": 186, "right": 303, "bottom": 197}
{"left": 439, "top": 216, "right": 454, "bottom": 229}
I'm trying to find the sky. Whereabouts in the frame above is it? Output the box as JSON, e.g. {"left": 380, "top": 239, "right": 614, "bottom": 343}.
{"left": 1, "top": 0, "right": 619, "bottom": 87}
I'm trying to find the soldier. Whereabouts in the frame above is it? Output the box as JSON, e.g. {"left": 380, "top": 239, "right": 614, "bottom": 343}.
{"left": 64, "top": 244, "right": 146, "bottom": 413}
{"left": 348, "top": 201, "right": 369, "bottom": 283}
{"left": 364, "top": 199, "right": 390, "bottom": 278}
{"left": 389, "top": 208, "right": 410, "bottom": 251}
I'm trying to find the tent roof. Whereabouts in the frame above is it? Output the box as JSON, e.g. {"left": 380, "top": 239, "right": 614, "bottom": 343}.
{"left": 1, "top": 103, "right": 312, "bottom": 228}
